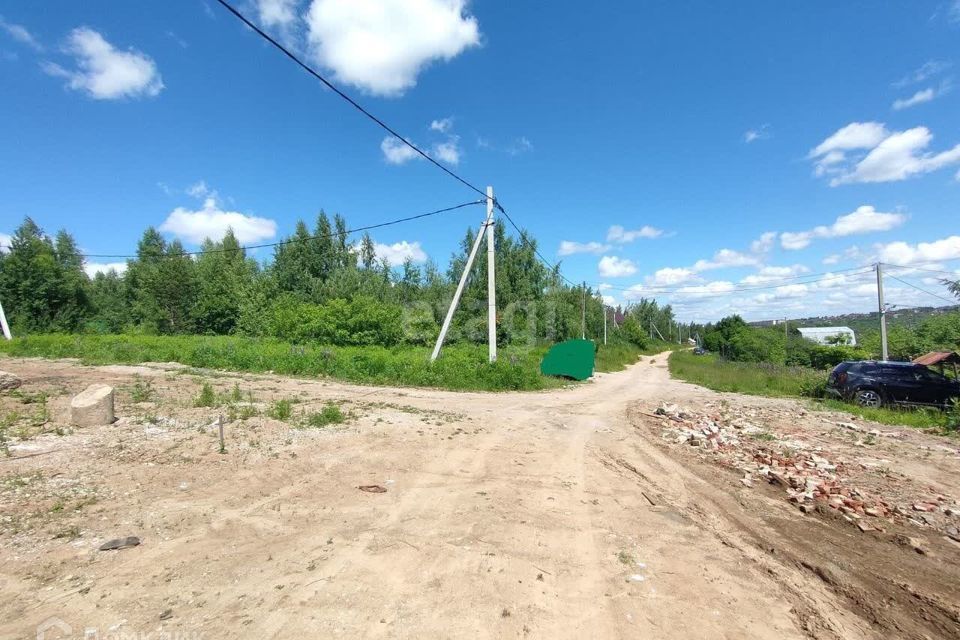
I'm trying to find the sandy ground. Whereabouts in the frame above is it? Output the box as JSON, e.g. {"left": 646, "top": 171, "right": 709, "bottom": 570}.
{"left": 1, "top": 354, "right": 959, "bottom": 639}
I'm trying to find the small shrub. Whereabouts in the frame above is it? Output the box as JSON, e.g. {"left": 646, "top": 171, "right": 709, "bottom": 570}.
{"left": 268, "top": 398, "right": 294, "bottom": 421}
{"left": 947, "top": 398, "right": 960, "bottom": 432}
{"left": 130, "top": 376, "right": 155, "bottom": 403}
{"left": 797, "top": 373, "right": 827, "bottom": 398}
{"left": 304, "top": 403, "right": 345, "bottom": 428}
{"left": 229, "top": 382, "right": 243, "bottom": 403}
{"left": 193, "top": 382, "right": 217, "bottom": 408}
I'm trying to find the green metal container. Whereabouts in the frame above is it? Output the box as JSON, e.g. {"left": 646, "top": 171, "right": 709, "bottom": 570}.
{"left": 540, "top": 339, "right": 596, "bottom": 381}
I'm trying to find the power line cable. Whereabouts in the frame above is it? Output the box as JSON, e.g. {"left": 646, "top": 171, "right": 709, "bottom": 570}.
{"left": 212, "top": 0, "right": 490, "bottom": 203}
{"left": 214, "top": 0, "right": 596, "bottom": 292}
{"left": 884, "top": 262, "right": 960, "bottom": 277}
{"left": 0, "top": 200, "right": 483, "bottom": 260}
{"left": 885, "top": 273, "right": 958, "bottom": 305}
{"left": 595, "top": 265, "right": 876, "bottom": 296}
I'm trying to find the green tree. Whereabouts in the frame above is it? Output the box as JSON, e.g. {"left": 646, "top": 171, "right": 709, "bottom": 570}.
{"left": 0, "top": 218, "right": 89, "bottom": 332}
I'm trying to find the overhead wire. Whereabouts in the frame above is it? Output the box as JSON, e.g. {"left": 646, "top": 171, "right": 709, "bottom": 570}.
{"left": 212, "top": 0, "right": 589, "bottom": 290}
{"left": 884, "top": 262, "right": 960, "bottom": 277}
{"left": 212, "top": 0, "right": 490, "bottom": 202}
{"left": 884, "top": 273, "right": 958, "bottom": 306}
{"left": 0, "top": 200, "right": 483, "bottom": 260}
{"left": 594, "top": 265, "right": 876, "bottom": 296}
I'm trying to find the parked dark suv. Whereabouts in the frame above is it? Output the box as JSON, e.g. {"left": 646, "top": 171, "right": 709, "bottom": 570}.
{"left": 826, "top": 360, "right": 960, "bottom": 408}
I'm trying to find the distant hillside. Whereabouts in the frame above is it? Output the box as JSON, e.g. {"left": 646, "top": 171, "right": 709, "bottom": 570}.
{"left": 751, "top": 305, "right": 960, "bottom": 337}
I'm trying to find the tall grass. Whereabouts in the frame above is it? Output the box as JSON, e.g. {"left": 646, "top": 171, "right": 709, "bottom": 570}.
{"left": 0, "top": 334, "right": 563, "bottom": 392}
{"left": 668, "top": 350, "right": 955, "bottom": 432}
{"left": 668, "top": 351, "right": 823, "bottom": 397}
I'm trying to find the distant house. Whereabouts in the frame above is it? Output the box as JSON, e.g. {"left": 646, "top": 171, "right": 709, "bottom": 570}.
{"left": 797, "top": 326, "right": 857, "bottom": 346}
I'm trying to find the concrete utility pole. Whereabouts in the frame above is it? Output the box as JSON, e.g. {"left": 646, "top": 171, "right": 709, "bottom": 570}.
{"left": 876, "top": 262, "right": 888, "bottom": 361}
{"left": 603, "top": 305, "right": 607, "bottom": 345}
{"left": 431, "top": 188, "right": 498, "bottom": 363}
{"left": 581, "top": 282, "right": 586, "bottom": 340}
{"left": 0, "top": 297, "right": 11, "bottom": 340}
{"left": 485, "top": 186, "right": 497, "bottom": 363}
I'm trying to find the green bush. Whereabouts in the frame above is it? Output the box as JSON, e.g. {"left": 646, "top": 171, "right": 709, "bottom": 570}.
{"left": 268, "top": 398, "right": 294, "bottom": 421}
{"left": 269, "top": 296, "right": 404, "bottom": 346}
{"left": 193, "top": 382, "right": 216, "bottom": 408}
{"left": 304, "top": 403, "right": 345, "bottom": 428}
{"left": 619, "top": 317, "right": 649, "bottom": 349}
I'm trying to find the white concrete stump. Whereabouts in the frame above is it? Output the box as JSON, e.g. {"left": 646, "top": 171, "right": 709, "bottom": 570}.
{"left": 70, "top": 384, "right": 115, "bottom": 426}
{"left": 0, "top": 370, "right": 22, "bottom": 391}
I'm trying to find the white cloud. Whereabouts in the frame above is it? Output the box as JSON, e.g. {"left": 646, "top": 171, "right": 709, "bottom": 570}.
{"left": 750, "top": 231, "right": 776, "bottom": 254}
{"left": 305, "top": 0, "right": 480, "bottom": 96}
{"left": 674, "top": 281, "right": 736, "bottom": 298}
{"left": 432, "top": 138, "right": 460, "bottom": 164}
{"left": 159, "top": 197, "right": 277, "bottom": 245}
{"left": 822, "top": 254, "right": 840, "bottom": 265}
{"left": 810, "top": 123, "right": 960, "bottom": 186}
{"left": 811, "top": 121, "right": 889, "bottom": 159}
{"left": 601, "top": 294, "right": 616, "bottom": 306}
{"left": 606, "top": 224, "right": 663, "bottom": 243}
{"left": 374, "top": 240, "right": 427, "bottom": 265}
{"left": 752, "top": 284, "right": 809, "bottom": 304}
{"left": 875, "top": 235, "right": 960, "bottom": 265}
{"left": 381, "top": 136, "right": 420, "bottom": 164}
{"left": 739, "top": 264, "right": 809, "bottom": 285}
{"left": 648, "top": 267, "right": 696, "bottom": 286}
{"left": 598, "top": 255, "right": 637, "bottom": 278}
{"left": 744, "top": 124, "right": 771, "bottom": 143}
{"left": 506, "top": 136, "right": 533, "bottom": 155}
{"left": 186, "top": 180, "right": 214, "bottom": 199}
{"left": 0, "top": 15, "right": 42, "bottom": 51}
{"left": 84, "top": 261, "right": 127, "bottom": 278}
{"left": 779, "top": 205, "right": 905, "bottom": 250}
{"left": 43, "top": 27, "right": 163, "bottom": 100}
{"left": 0, "top": 232, "right": 11, "bottom": 253}
{"left": 558, "top": 241, "right": 610, "bottom": 256}
{"left": 894, "top": 60, "right": 951, "bottom": 88}
{"left": 892, "top": 87, "right": 936, "bottom": 110}
{"left": 430, "top": 117, "right": 453, "bottom": 133}
{"left": 692, "top": 248, "right": 760, "bottom": 271}
{"left": 256, "top": 0, "right": 299, "bottom": 28}
{"left": 833, "top": 127, "right": 960, "bottom": 185}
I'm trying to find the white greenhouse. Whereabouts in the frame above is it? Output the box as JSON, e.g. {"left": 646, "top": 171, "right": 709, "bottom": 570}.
{"left": 797, "top": 326, "right": 857, "bottom": 346}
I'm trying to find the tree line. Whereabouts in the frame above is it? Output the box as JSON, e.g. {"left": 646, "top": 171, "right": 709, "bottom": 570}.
{"left": 0, "top": 214, "right": 677, "bottom": 349}
{"left": 699, "top": 309, "right": 960, "bottom": 370}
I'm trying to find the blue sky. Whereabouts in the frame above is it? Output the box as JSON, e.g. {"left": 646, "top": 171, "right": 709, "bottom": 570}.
{"left": 1, "top": 0, "right": 959, "bottom": 322}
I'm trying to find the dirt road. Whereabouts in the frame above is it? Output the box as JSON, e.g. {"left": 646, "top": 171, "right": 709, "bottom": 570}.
{"left": 1, "top": 355, "right": 958, "bottom": 639}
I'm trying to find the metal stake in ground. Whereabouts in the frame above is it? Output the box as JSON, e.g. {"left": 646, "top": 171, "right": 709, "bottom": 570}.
{"left": 218, "top": 414, "right": 226, "bottom": 454}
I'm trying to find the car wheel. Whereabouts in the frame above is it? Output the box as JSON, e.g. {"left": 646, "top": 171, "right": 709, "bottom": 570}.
{"left": 854, "top": 389, "right": 882, "bottom": 408}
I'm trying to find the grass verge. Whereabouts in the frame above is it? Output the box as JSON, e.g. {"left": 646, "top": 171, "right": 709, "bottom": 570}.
{"left": 0, "top": 334, "right": 569, "bottom": 392}
{"left": 668, "top": 350, "right": 955, "bottom": 432}
{"left": 668, "top": 350, "right": 823, "bottom": 397}
{"left": 810, "top": 398, "right": 954, "bottom": 432}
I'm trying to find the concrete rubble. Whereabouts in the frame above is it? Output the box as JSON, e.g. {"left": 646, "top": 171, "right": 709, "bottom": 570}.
{"left": 0, "top": 370, "right": 22, "bottom": 391}
{"left": 70, "top": 383, "right": 115, "bottom": 427}
{"left": 652, "top": 402, "right": 960, "bottom": 538}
